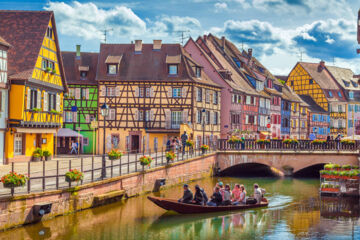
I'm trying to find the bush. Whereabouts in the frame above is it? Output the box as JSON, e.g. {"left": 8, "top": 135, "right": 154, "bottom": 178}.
{"left": 33, "top": 148, "right": 43, "bottom": 157}
{"left": 1, "top": 172, "right": 28, "bottom": 188}
{"left": 65, "top": 169, "right": 84, "bottom": 182}
{"left": 43, "top": 150, "right": 51, "bottom": 157}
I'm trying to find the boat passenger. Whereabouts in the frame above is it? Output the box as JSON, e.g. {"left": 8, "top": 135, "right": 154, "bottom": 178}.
{"left": 178, "top": 184, "right": 193, "bottom": 204}
{"left": 207, "top": 187, "right": 223, "bottom": 206}
{"left": 200, "top": 187, "right": 208, "bottom": 203}
{"left": 253, "top": 183, "right": 262, "bottom": 204}
{"left": 218, "top": 182, "right": 225, "bottom": 199}
{"left": 222, "top": 184, "right": 232, "bottom": 206}
{"left": 231, "top": 184, "right": 241, "bottom": 203}
{"left": 193, "top": 185, "right": 205, "bottom": 205}
{"left": 239, "top": 185, "right": 246, "bottom": 204}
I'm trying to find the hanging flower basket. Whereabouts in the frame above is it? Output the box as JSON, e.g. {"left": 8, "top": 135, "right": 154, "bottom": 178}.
{"left": 186, "top": 140, "right": 194, "bottom": 147}
{"left": 139, "top": 156, "right": 153, "bottom": 166}
{"left": 1, "top": 172, "right": 28, "bottom": 188}
{"left": 65, "top": 169, "right": 84, "bottom": 183}
{"left": 166, "top": 151, "right": 176, "bottom": 162}
{"left": 108, "top": 149, "right": 123, "bottom": 160}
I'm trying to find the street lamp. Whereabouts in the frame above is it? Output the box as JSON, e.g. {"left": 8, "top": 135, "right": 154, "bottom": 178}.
{"left": 202, "top": 109, "right": 206, "bottom": 146}
{"left": 101, "top": 103, "right": 109, "bottom": 179}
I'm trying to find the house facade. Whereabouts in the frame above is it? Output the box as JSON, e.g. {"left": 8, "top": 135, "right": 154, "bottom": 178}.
{"left": 62, "top": 46, "right": 98, "bottom": 154}
{"left": 0, "top": 11, "right": 66, "bottom": 162}
{"left": 96, "top": 40, "right": 221, "bottom": 153}
{"left": 0, "top": 36, "right": 10, "bottom": 164}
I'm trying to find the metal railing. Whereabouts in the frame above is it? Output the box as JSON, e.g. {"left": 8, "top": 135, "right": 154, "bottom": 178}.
{"left": 217, "top": 139, "right": 360, "bottom": 152}
{"left": 1, "top": 146, "right": 216, "bottom": 197}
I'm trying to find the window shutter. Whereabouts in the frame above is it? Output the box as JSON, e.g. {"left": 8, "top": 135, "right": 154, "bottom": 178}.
{"left": 85, "top": 114, "right": 90, "bottom": 123}
{"left": 73, "top": 112, "right": 77, "bottom": 123}
{"left": 75, "top": 88, "right": 81, "bottom": 99}
{"left": 182, "top": 109, "right": 188, "bottom": 123}
{"left": 134, "top": 87, "right": 139, "bottom": 97}
{"left": 134, "top": 109, "right": 139, "bottom": 121}
{"left": 26, "top": 88, "right": 31, "bottom": 109}
{"left": 150, "top": 87, "right": 155, "bottom": 97}
{"left": 43, "top": 92, "right": 48, "bottom": 111}
{"left": 182, "top": 87, "right": 187, "bottom": 98}
{"left": 165, "top": 109, "right": 171, "bottom": 129}
{"left": 86, "top": 88, "right": 90, "bottom": 99}
{"left": 56, "top": 94, "right": 60, "bottom": 112}
{"left": 99, "top": 86, "right": 106, "bottom": 97}
{"left": 150, "top": 109, "right": 154, "bottom": 121}
{"left": 115, "top": 86, "right": 120, "bottom": 97}
{"left": 37, "top": 90, "right": 41, "bottom": 109}
{"left": 167, "top": 87, "right": 172, "bottom": 98}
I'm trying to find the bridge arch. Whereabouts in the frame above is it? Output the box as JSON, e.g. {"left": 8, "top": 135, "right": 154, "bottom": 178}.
{"left": 218, "top": 162, "right": 281, "bottom": 177}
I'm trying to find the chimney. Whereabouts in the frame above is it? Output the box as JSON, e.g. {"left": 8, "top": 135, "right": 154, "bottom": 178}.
{"left": 76, "top": 44, "right": 81, "bottom": 59}
{"left": 221, "top": 36, "right": 225, "bottom": 49}
{"left": 318, "top": 60, "right": 325, "bottom": 71}
{"left": 248, "top": 48, "right": 253, "bottom": 59}
{"left": 153, "top": 40, "right": 162, "bottom": 50}
{"left": 135, "top": 40, "right": 142, "bottom": 52}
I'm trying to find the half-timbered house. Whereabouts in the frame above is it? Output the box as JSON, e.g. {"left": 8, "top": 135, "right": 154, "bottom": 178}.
{"left": 287, "top": 61, "right": 347, "bottom": 137}
{"left": 96, "top": 40, "right": 221, "bottom": 153}
{"left": 0, "top": 11, "right": 67, "bottom": 162}
{"left": 0, "top": 36, "right": 10, "bottom": 164}
{"left": 62, "top": 46, "right": 98, "bottom": 154}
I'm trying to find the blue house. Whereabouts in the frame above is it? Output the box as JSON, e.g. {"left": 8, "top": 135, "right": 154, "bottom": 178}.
{"left": 281, "top": 99, "right": 291, "bottom": 138}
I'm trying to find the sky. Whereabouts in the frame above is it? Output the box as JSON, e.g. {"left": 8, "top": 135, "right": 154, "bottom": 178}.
{"left": 1, "top": 0, "right": 359, "bottom": 75}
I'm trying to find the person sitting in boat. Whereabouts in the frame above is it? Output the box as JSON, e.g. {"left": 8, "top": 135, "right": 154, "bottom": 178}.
{"left": 207, "top": 186, "right": 223, "bottom": 206}
{"left": 178, "top": 184, "right": 193, "bottom": 204}
{"left": 193, "top": 185, "right": 205, "bottom": 205}
{"left": 222, "top": 184, "right": 232, "bottom": 206}
{"left": 200, "top": 186, "right": 208, "bottom": 203}
{"left": 231, "top": 184, "right": 241, "bottom": 204}
{"left": 218, "top": 182, "right": 225, "bottom": 199}
{"left": 239, "top": 185, "right": 246, "bottom": 204}
{"left": 253, "top": 183, "right": 262, "bottom": 204}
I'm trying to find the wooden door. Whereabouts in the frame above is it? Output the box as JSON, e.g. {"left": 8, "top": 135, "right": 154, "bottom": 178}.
{"left": 131, "top": 135, "right": 139, "bottom": 153}
{"left": 36, "top": 134, "right": 42, "bottom": 148}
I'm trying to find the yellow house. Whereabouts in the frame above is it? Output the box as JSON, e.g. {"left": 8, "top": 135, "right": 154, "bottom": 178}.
{"left": 96, "top": 40, "right": 221, "bottom": 153}
{"left": 0, "top": 11, "right": 67, "bottom": 162}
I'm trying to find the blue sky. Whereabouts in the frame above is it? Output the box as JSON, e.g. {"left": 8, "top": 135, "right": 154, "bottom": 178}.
{"left": 1, "top": 0, "right": 359, "bottom": 74}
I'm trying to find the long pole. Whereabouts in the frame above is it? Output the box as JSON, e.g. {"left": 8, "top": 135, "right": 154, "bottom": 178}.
{"left": 102, "top": 116, "right": 106, "bottom": 178}
{"left": 202, "top": 115, "right": 205, "bottom": 145}
{"left": 78, "top": 127, "right": 80, "bottom": 156}
{"left": 93, "top": 128, "right": 95, "bottom": 157}
{"left": 352, "top": 106, "right": 355, "bottom": 140}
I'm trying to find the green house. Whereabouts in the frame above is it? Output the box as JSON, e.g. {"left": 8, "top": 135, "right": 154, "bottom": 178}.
{"left": 61, "top": 46, "right": 98, "bottom": 154}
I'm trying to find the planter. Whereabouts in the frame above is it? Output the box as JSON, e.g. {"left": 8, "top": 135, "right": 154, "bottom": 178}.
{"left": 65, "top": 175, "right": 79, "bottom": 183}
{"left": 321, "top": 188, "right": 339, "bottom": 193}
{"left": 201, "top": 149, "right": 207, "bottom": 154}
{"left": 33, "top": 156, "right": 42, "bottom": 162}
{"left": 108, "top": 155, "right": 119, "bottom": 160}
{"left": 166, "top": 156, "right": 174, "bottom": 163}
{"left": 140, "top": 161, "right": 149, "bottom": 166}
{"left": 44, "top": 156, "right": 52, "bottom": 161}
{"left": 3, "top": 182, "right": 25, "bottom": 188}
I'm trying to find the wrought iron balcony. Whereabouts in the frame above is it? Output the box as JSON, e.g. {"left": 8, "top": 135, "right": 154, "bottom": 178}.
{"left": 21, "top": 110, "right": 62, "bottom": 128}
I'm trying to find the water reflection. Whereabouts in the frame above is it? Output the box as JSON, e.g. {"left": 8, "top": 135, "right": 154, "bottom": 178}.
{"left": 0, "top": 177, "right": 359, "bottom": 240}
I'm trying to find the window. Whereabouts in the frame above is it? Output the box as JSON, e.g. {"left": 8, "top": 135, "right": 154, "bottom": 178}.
{"left": 48, "top": 93, "right": 56, "bottom": 111}
{"left": 139, "top": 87, "right": 150, "bottom": 98}
{"left": 343, "top": 80, "right": 350, "bottom": 87}
{"left": 213, "top": 91, "right": 218, "bottom": 105}
{"left": 195, "top": 67, "right": 201, "bottom": 78}
{"left": 46, "top": 27, "right": 53, "bottom": 38}
{"left": 266, "top": 99, "right": 270, "bottom": 109}
{"left": 30, "top": 89, "right": 38, "bottom": 109}
{"left": 206, "top": 111, "right": 210, "bottom": 124}
{"left": 328, "top": 91, "right": 333, "bottom": 98}
{"left": 107, "top": 64, "right": 117, "bottom": 74}
{"left": 41, "top": 58, "right": 55, "bottom": 70}
{"left": 338, "top": 91, "right": 342, "bottom": 98}
{"left": 213, "top": 112, "right": 218, "bottom": 125}
{"left": 233, "top": 57, "right": 241, "bottom": 68}
{"left": 267, "top": 79, "right": 272, "bottom": 88}
{"left": 309, "top": 79, "right": 313, "bottom": 84}
{"left": 171, "top": 111, "right": 182, "bottom": 128}
{"left": 351, "top": 80, "right": 358, "bottom": 87}
{"left": 338, "top": 105, "right": 343, "bottom": 113}
{"left": 0, "top": 50, "right": 7, "bottom": 83}
{"left": 349, "top": 91, "right": 354, "bottom": 99}
{"left": 197, "top": 110, "right": 202, "bottom": 124}
{"left": 14, "top": 133, "right": 23, "bottom": 156}
{"left": 109, "top": 109, "right": 116, "bottom": 120}
{"left": 168, "top": 64, "right": 178, "bottom": 75}
{"left": 83, "top": 137, "right": 89, "bottom": 146}
{"left": 106, "top": 87, "right": 115, "bottom": 97}
{"left": 80, "top": 71, "right": 87, "bottom": 78}
{"left": 245, "top": 115, "right": 256, "bottom": 124}
{"left": 197, "top": 88, "right": 202, "bottom": 102}
{"left": 205, "top": 90, "right": 210, "bottom": 103}
{"left": 65, "top": 111, "right": 73, "bottom": 122}
{"left": 256, "top": 81, "right": 264, "bottom": 91}
{"left": 291, "top": 81, "right": 294, "bottom": 86}
{"left": 259, "top": 98, "right": 265, "bottom": 108}
{"left": 172, "top": 88, "right": 181, "bottom": 98}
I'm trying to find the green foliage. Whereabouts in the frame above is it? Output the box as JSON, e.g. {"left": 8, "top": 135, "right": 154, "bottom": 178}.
{"left": 43, "top": 150, "right": 51, "bottom": 157}
{"left": 32, "top": 108, "right": 42, "bottom": 112}
{"left": 139, "top": 156, "right": 153, "bottom": 166}
{"left": 1, "top": 172, "right": 28, "bottom": 188}
{"left": 256, "top": 139, "right": 271, "bottom": 144}
{"left": 33, "top": 148, "right": 43, "bottom": 157}
{"left": 108, "top": 149, "right": 123, "bottom": 160}
{"left": 65, "top": 169, "right": 84, "bottom": 182}
{"left": 200, "top": 145, "right": 210, "bottom": 150}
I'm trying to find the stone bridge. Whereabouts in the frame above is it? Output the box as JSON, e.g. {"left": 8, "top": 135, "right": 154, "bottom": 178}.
{"left": 216, "top": 150, "right": 360, "bottom": 176}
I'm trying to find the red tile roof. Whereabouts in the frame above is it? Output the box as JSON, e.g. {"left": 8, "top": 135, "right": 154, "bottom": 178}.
{"left": 96, "top": 43, "right": 220, "bottom": 88}
{"left": 0, "top": 11, "right": 67, "bottom": 90}
{"left": 62, "top": 51, "right": 99, "bottom": 85}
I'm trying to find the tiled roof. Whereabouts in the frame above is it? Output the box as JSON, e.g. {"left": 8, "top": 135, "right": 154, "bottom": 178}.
{"left": 0, "top": 10, "right": 67, "bottom": 90}
{"left": 0, "top": 36, "right": 10, "bottom": 47}
{"left": 96, "top": 43, "right": 220, "bottom": 88}
{"left": 298, "top": 95, "right": 327, "bottom": 113}
{"left": 62, "top": 51, "right": 98, "bottom": 85}
{"left": 326, "top": 66, "right": 360, "bottom": 91}
{"left": 275, "top": 75, "right": 288, "bottom": 82}
{"left": 299, "top": 62, "right": 340, "bottom": 90}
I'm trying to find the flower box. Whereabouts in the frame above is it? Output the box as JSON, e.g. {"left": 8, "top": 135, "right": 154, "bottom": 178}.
{"left": 65, "top": 169, "right": 84, "bottom": 182}
{"left": 321, "top": 188, "right": 339, "bottom": 193}
{"left": 1, "top": 172, "right": 28, "bottom": 188}
{"left": 139, "top": 156, "right": 153, "bottom": 166}
{"left": 108, "top": 149, "right": 123, "bottom": 160}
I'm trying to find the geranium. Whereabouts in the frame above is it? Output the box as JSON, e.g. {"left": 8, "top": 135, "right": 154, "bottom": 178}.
{"left": 166, "top": 151, "right": 176, "bottom": 161}
{"left": 311, "top": 139, "right": 326, "bottom": 145}
{"left": 227, "top": 136, "right": 242, "bottom": 144}
{"left": 139, "top": 156, "right": 153, "bottom": 166}
{"left": 256, "top": 139, "right": 270, "bottom": 144}
{"left": 200, "top": 145, "right": 209, "bottom": 150}
{"left": 186, "top": 140, "right": 194, "bottom": 147}
{"left": 108, "top": 149, "right": 124, "bottom": 160}
{"left": 282, "top": 139, "right": 299, "bottom": 144}
{"left": 1, "top": 171, "right": 28, "bottom": 188}
{"left": 65, "top": 169, "right": 84, "bottom": 182}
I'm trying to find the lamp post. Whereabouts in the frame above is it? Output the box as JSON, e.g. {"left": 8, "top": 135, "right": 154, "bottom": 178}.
{"left": 100, "top": 103, "right": 109, "bottom": 179}
{"left": 202, "top": 109, "right": 206, "bottom": 146}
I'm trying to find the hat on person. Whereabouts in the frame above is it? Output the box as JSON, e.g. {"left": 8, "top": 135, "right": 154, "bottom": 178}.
{"left": 218, "top": 182, "right": 223, "bottom": 187}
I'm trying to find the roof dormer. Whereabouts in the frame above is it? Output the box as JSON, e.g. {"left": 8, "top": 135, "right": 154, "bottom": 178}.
{"left": 105, "top": 55, "right": 122, "bottom": 75}
{"left": 166, "top": 55, "right": 181, "bottom": 76}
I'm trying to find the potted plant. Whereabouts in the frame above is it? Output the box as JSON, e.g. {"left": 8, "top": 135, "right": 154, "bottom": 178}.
{"left": 166, "top": 151, "right": 176, "bottom": 163}
{"left": 32, "top": 108, "right": 41, "bottom": 113}
{"left": 186, "top": 140, "right": 194, "bottom": 147}
{"left": 43, "top": 150, "right": 52, "bottom": 161}
{"left": 32, "top": 148, "right": 43, "bottom": 161}
{"left": 108, "top": 149, "right": 123, "bottom": 160}
{"left": 200, "top": 144, "right": 209, "bottom": 154}
{"left": 139, "top": 156, "right": 153, "bottom": 167}
{"left": 51, "top": 69, "right": 56, "bottom": 75}
{"left": 1, "top": 172, "right": 28, "bottom": 188}
{"left": 65, "top": 169, "right": 84, "bottom": 183}
{"left": 341, "top": 164, "right": 351, "bottom": 171}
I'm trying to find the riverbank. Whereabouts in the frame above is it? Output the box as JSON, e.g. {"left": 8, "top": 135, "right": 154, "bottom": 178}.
{"left": 0, "top": 153, "right": 216, "bottom": 231}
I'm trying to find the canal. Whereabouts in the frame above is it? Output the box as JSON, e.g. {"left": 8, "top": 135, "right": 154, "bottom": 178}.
{"left": 1, "top": 177, "right": 360, "bottom": 240}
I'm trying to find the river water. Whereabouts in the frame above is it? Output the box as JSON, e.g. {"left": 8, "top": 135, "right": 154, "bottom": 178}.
{"left": 1, "top": 177, "right": 360, "bottom": 240}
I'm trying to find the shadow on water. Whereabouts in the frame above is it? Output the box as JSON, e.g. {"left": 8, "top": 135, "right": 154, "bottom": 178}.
{"left": 218, "top": 163, "right": 279, "bottom": 177}
{"left": 293, "top": 164, "right": 325, "bottom": 178}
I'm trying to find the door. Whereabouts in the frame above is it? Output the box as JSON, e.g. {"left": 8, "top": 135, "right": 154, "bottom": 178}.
{"left": 131, "top": 135, "right": 140, "bottom": 153}
{"left": 36, "top": 134, "right": 42, "bottom": 148}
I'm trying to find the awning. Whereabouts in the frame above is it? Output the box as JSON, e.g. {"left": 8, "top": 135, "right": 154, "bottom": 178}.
{"left": 16, "top": 128, "right": 57, "bottom": 134}
{"left": 57, "top": 128, "right": 83, "bottom": 138}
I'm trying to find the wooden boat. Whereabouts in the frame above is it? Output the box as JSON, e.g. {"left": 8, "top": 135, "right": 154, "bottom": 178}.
{"left": 147, "top": 196, "right": 268, "bottom": 214}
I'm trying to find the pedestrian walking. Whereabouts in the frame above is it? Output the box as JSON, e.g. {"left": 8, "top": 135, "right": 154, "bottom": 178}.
{"left": 181, "top": 131, "right": 188, "bottom": 155}
{"left": 70, "top": 140, "right": 77, "bottom": 154}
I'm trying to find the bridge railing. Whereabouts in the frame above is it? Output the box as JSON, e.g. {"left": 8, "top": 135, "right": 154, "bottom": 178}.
{"left": 217, "top": 139, "right": 359, "bottom": 152}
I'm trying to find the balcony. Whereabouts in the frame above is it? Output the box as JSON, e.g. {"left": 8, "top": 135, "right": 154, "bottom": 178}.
{"left": 21, "top": 110, "right": 62, "bottom": 128}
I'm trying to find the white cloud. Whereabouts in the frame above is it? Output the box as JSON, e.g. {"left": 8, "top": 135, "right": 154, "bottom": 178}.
{"left": 214, "top": 2, "right": 228, "bottom": 12}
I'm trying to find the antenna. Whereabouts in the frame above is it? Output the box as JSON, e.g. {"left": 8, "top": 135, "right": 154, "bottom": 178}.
{"left": 101, "top": 28, "right": 113, "bottom": 43}
{"left": 298, "top": 50, "right": 304, "bottom": 62}
{"left": 332, "top": 57, "right": 335, "bottom": 65}
{"left": 174, "top": 30, "right": 190, "bottom": 45}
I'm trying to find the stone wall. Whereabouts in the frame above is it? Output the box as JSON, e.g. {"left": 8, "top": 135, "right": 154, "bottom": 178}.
{"left": 0, "top": 153, "right": 216, "bottom": 231}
